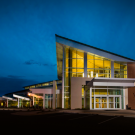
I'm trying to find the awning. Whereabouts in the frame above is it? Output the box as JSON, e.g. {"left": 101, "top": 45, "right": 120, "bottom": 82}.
{"left": 86, "top": 77, "right": 135, "bottom": 88}
{"left": 13, "top": 94, "right": 31, "bottom": 101}
{"left": 2, "top": 96, "right": 17, "bottom": 101}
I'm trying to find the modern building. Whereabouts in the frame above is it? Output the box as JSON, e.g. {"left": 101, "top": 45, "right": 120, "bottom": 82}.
{"left": 2, "top": 34, "right": 135, "bottom": 110}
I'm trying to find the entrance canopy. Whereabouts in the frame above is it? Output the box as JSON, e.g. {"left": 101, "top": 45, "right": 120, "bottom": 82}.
{"left": 13, "top": 94, "right": 31, "bottom": 101}
{"left": 2, "top": 96, "right": 17, "bottom": 101}
{"left": 86, "top": 77, "right": 135, "bottom": 88}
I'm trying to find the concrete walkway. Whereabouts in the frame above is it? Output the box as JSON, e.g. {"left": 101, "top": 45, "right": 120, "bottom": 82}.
{"left": 57, "top": 109, "right": 135, "bottom": 118}
{"left": 1, "top": 108, "right": 135, "bottom": 118}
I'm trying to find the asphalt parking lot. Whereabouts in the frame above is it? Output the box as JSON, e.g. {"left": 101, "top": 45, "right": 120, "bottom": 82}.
{"left": 0, "top": 110, "right": 135, "bottom": 131}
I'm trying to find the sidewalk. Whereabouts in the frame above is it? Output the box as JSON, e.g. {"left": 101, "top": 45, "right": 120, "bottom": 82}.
{"left": 1, "top": 108, "right": 135, "bottom": 118}
{"left": 56, "top": 109, "right": 135, "bottom": 118}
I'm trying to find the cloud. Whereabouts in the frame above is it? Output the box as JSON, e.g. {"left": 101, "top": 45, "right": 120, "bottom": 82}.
{"left": 24, "top": 60, "right": 38, "bottom": 65}
{"left": 24, "top": 60, "right": 56, "bottom": 66}
{"left": 8, "top": 75, "right": 25, "bottom": 78}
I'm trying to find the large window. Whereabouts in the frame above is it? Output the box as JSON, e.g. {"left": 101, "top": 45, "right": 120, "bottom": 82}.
{"left": 114, "top": 62, "right": 127, "bottom": 78}
{"left": 64, "top": 47, "right": 84, "bottom": 108}
{"left": 87, "top": 53, "right": 111, "bottom": 78}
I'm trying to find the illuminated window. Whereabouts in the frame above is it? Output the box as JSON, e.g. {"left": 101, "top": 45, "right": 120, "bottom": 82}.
{"left": 82, "top": 87, "right": 84, "bottom": 97}
{"left": 36, "top": 84, "right": 41, "bottom": 87}
{"left": 114, "top": 62, "right": 127, "bottom": 78}
{"left": 30, "top": 85, "right": 35, "bottom": 88}
{"left": 66, "top": 58, "right": 69, "bottom": 68}
{"left": 42, "top": 83, "right": 49, "bottom": 86}
{"left": 72, "top": 50, "right": 76, "bottom": 58}
{"left": 87, "top": 59, "right": 94, "bottom": 68}
{"left": 50, "top": 82, "right": 53, "bottom": 85}
{"left": 57, "top": 80, "right": 62, "bottom": 84}
{"left": 87, "top": 53, "right": 111, "bottom": 78}
{"left": 64, "top": 47, "right": 84, "bottom": 108}
{"left": 25, "top": 87, "right": 29, "bottom": 89}
{"left": 77, "top": 59, "right": 84, "bottom": 68}
{"left": 66, "top": 48, "right": 69, "bottom": 58}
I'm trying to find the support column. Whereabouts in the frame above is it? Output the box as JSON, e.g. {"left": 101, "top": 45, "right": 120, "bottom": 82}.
{"left": 43, "top": 93, "right": 45, "bottom": 109}
{"left": 62, "top": 46, "right": 65, "bottom": 108}
{"left": 53, "top": 80, "right": 56, "bottom": 109}
{"left": 125, "top": 88, "right": 128, "bottom": 109}
{"left": 84, "top": 52, "right": 87, "bottom": 77}
{"left": 22, "top": 99, "right": 23, "bottom": 108}
{"left": 33, "top": 96, "right": 34, "bottom": 106}
{"left": 90, "top": 87, "right": 92, "bottom": 109}
{"left": 111, "top": 61, "right": 114, "bottom": 78}
{"left": 7, "top": 99, "right": 8, "bottom": 107}
{"left": 18, "top": 98, "right": 19, "bottom": 108}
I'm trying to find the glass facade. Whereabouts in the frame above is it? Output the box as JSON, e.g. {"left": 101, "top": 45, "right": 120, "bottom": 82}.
{"left": 87, "top": 53, "right": 111, "bottom": 78}
{"left": 45, "top": 94, "right": 53, "bottom": 109}
{"left": 63, "top": 45, "right": 127, "bottom": 109}
{"left": 64, "top": 47, "right": 84, "bottom": 108}
{"left": 8, "top": 100, "right": 18, "bottom": 107}
{"left": 82, "top": 86, "right": 84, "bottom": 108}
{"left": 114, "top": 62, "right": 127, "bottom": 78}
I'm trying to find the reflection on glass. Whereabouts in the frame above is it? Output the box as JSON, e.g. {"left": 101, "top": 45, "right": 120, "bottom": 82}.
{"left": 92, "top": 89, "right": 94, "bottom": 95}
{"left": 96, "top": 103, "right": 101, "bottom": 108}
{"left": 64, "top": 98, "right": 69, "bottom": 108}
{"left": 115, "top": 97, "right": 120, "bottom": 102}
{"left": 104, "top": 61, "right": 111, "bottom": 69}
{"left": 66, "top": 58, "right": 69, "bottom": 67}
{"left": 95, "top": 90, "right": 100, "bottom": 95}
{"left": 109, "top": 103, "right": 114, "bottom": 108}
{"left": 66, "top": 48, "right": 69, "bottom": 58}
{"left": 77, "top": 73, "right": 83, "bottom": 77}
{"left": 102, "top": 103, "right": 107, "bottom": 108}
{"left": 114, "top": 62, "right": 127, "bottom": 78}
{"left": 108, "top": 90, "right": 121, "bottom": 95}
{"left": 109, "top": 97, "right": 114, "bottom": 102}
{"left": 87, "top": 60, "right": 94, "bottom": 68}
{"left": 115, "top": 103, "right": 120, "bottom": 108}
{"left": 95, "top": 59, "right": 103, "bottom": 69}
{"left": 95, "top": 97, "right": 101, "bottom": 102}
{"left": 82, "top": 87, "right": 84, "bottom": 97}
{"left": 72, "top": 59, "right": 76, "bottom": 67}
{"left": 77, "top": 59, "right": 84, "bottom": 68}
{"left": 87, "top": 54, "right": 94, "bottom": 59}
{"left": 77, "top": 51, "right": 84, "bottom": 58}
{"left": 102, "top": 97, "right": 107, "bottom": 102}
{"left": 72, "top": 50, "right": 76, "bottom": 58}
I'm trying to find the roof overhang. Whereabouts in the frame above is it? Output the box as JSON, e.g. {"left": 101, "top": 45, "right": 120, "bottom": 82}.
{"left": 27, "top": 92, "right": 43, "bottom": 99}
{"left": 86, "top": 77, "right": 135, "bottom": 88}
{"left": 56, "top": 35, "right": 135, "bottom": 62}
{"left": 2, "top": 96, "right": 17, "bottom": 101}
{"left": 13, "top": 94, "right": 30, "bottom": 101}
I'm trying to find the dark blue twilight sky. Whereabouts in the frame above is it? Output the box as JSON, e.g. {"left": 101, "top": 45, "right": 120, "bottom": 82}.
{"left": 0, "top": 0, "right": 135, "bottom": 96}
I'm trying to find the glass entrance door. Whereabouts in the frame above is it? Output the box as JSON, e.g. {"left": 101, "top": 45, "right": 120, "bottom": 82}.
{"left": 94, "top": 96, "right": 121, "bottom": 109}
{"left": 109, "top": 96, "right": 121, "bottom": 109}
{"left": 95, "top": 97, "right": 107, "bottom": 109}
